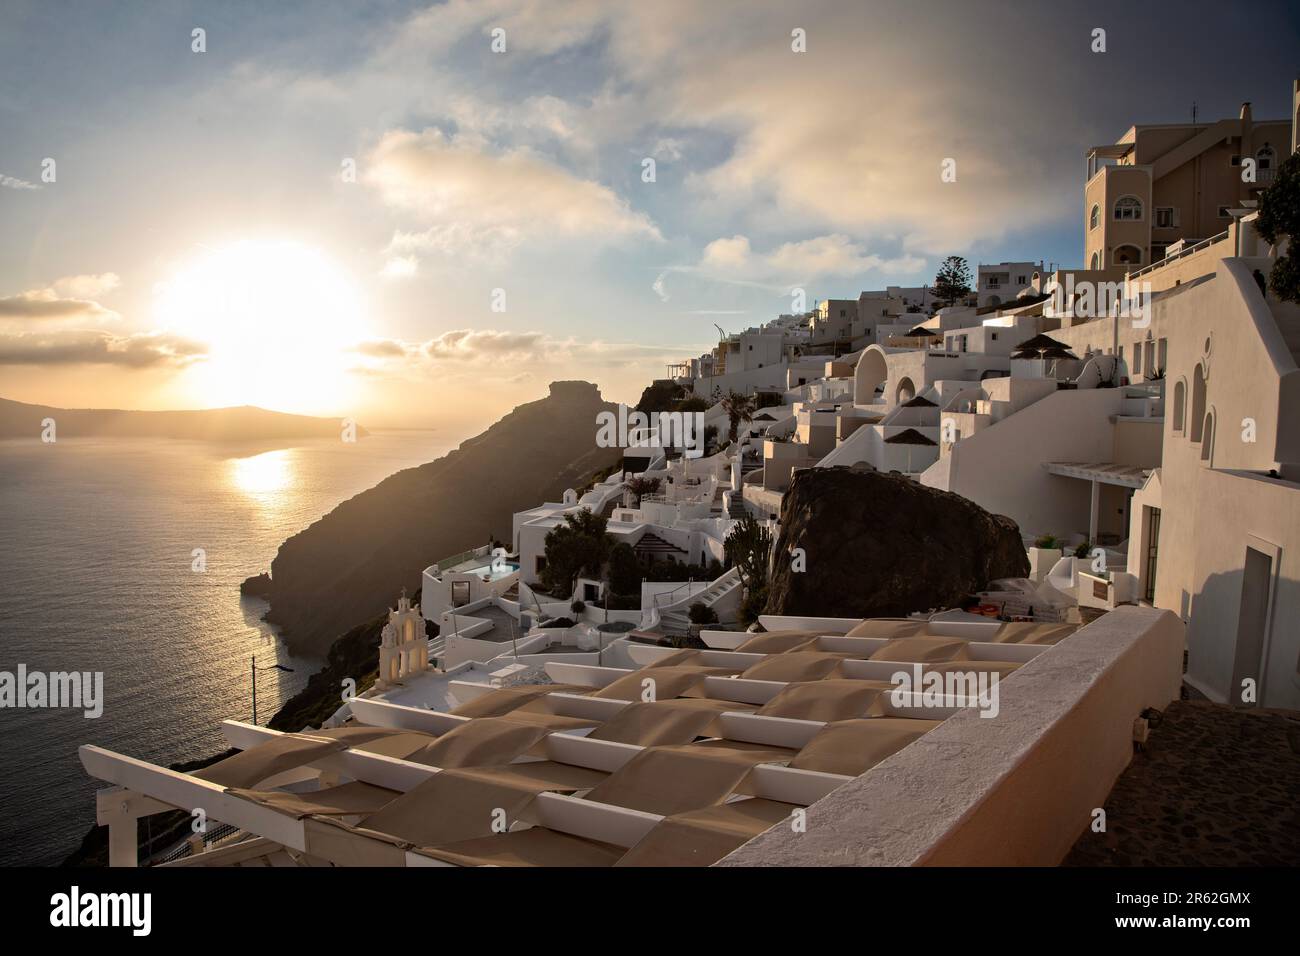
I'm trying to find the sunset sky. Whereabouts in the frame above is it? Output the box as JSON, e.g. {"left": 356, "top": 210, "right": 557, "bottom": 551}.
{"left": 2, "top": 0, "right": 1297, "bottom": 436}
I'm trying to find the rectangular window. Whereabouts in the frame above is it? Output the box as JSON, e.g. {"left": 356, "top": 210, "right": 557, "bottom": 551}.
{"left": 1154, "top": 207, "right": 1176, "bottom": 228}
{"left": 1230, "top": 155, "right": 1241, "bottom": 166}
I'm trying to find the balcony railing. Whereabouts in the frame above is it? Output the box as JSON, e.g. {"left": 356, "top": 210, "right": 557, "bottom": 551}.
{"left": 1126, "top": 230, "right": 1228, "bottom": 282}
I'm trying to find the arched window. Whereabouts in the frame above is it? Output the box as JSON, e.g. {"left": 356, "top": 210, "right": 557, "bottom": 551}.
{"left": 1190, "top": 364, "right": 1207, "bottom": 441}
{"left": 1089, "top": 251, "right": 1100, "bottom": 270}
{"left": 1200, "top": 411, "right": 1215, "bottom": 463}
{"left": 1172, "top": 379, "right": 1186, "bottom": 432}
{"left": 1113, "top": 244, "right": 1142, "bottom": 266}
{"left": 1256, "top": 143, "right": 1275, "bottom": 170}
{"left": 1090, "top": 204, "right": 1100, "bottom": 230}
{"left": 1113, "top": 195, "right": 1143, "bottom": 221}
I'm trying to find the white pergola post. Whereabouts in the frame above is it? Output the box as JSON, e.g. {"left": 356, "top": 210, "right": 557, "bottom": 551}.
{"left": 1088, "top": 479, "right": 1100, "bottom": 544}
{"left": 96, "top": 786, "right": 172, "bottom": 868}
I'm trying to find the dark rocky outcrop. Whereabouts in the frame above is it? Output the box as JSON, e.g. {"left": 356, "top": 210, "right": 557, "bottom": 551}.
{"left": 239, "top": 572, "right": 272, "bottom": 598}
{"left": 765, "top": 467, "right": 1029, "bottom": 618}
{"left": 260, "top": 381, "right": 621, "bottom": 653}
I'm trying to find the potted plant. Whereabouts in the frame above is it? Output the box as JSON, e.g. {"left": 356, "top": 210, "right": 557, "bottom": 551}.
{"left": 1028, "top": 533, "right": 1063, "bottom": 582}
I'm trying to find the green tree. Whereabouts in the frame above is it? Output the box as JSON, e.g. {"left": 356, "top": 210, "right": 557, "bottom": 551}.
{"left": 1256, "top": 150, "right": 1300, "bottom": 304}
{"left": 932, "top": 255, "right": 972, "bottom": 308}
{"left": 606, "top": 541, "right": 641, "bottom": 596}
{"left": 540, "top": 510, "right": 611, "bottom": 597}
{"left": 624, "top": 475, "right": 661, "bottom": 504}
{"left": 720, "top": 390, "right": 756, "bottom": 443}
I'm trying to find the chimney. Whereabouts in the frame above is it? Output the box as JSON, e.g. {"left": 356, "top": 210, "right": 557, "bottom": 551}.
{"left": 1239, "top": 101, "right": 1252, "bottom": 123}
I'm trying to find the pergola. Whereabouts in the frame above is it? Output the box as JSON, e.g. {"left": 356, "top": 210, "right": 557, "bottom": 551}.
{"left": 1044, "top": 461, "right": 1151, "bottom": 543}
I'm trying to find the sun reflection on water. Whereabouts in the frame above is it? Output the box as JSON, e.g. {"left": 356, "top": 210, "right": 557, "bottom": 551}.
{"left": 230, "top": 449, "right": 293, "bottom": 498}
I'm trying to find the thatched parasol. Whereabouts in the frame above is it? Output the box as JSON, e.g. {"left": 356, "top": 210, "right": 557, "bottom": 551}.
{"left": 884, "top": 427, "right": 938, "bottom": 473}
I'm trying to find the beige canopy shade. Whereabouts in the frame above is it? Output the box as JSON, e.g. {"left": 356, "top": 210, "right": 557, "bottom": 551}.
{"left": 616, "top": 798, "right": 797, "bottom": 867}
{"left": 194, "top": 735, "right": 349, "bottom": 789}
{"left": 590, "top": 664, "right": 739, "bottom": 701}
{"left": 790, "top": 718, "right": 944, "bottom": 776}
{"left": 587, "top": 699, "right": 730, "bottom": 747}
{"left": 755, "top": 679, "right": 892, "bottom": 722}
{"left": 992, "top": 621, "right": 1079, "bottom": 644}
{"left": 450, "top": 683, "right": 593, "bottom": 718}
{"left": 584, "top": 744, "right": 790, "bottom": 817}
{"left": 233, "top": 781, "right": 401, "bottom": 819}
{"left": 740, "top": 651, "right": 848, "bottom": 683}
{"left": 733, "top": 630, "right": 820, "bottom": 654}
{"left": 424, "top": 827, "right": 624, "bottom": 868}
{"left": 869, "top": 635, "right": 971, "bottom": 663}
{"left": 405, "top": 716, "right": 555, "bottom": 769}
{"left": 845, "top": 619, "right": 924, "bottom": 639}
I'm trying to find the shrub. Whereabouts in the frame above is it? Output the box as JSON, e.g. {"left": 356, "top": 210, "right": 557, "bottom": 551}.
{"left": 687, "top": 602, "right": 719, "bottom": 625}
{"left": 1033, "top": 534, "right": 1060, "bottom": 550}
{"left": 1073, "top": 541, "right": 1092, "bottom": 558}
{"left": 570, "top": 600, "right": 586, "bottom": 615}
{"left": 607, "top": 541, "right": 641, "bottom": 595}
{"left": 739, "top": 585, "right": 768, "bottom": 626}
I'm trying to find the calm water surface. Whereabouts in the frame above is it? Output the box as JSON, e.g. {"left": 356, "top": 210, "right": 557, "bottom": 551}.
{"left": 0, "top": 431, "right": 450, "bottom": 865}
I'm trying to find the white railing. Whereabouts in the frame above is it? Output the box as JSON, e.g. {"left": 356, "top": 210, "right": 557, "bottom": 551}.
{"left": 1127, "top": 230, "right": 1229, "bottom": 282}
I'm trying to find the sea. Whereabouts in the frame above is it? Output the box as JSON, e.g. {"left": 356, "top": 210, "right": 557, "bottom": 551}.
{"left": 0, "top": 430, "right": 452, "bottom": 866}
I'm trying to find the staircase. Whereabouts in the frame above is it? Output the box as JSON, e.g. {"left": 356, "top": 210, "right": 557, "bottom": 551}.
{"left": 655, "top": 568, "right": 742, "bottom": 635}
{"left": 727, "top": 493, "right": 747, "bottom": 518}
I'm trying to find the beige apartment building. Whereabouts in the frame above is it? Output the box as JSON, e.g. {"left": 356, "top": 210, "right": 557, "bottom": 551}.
{"left": 1084, "top": 102, "right": 1291, "bottom": 270}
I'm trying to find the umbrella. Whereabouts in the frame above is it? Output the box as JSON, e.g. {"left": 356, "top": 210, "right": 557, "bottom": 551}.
{"left": 901, "top": 395, "right": 937, "bottom": 408}
{"left": 1011, "top": 333, "right": 1071, "bottom": 359}
{"left": 904, "top": 325, "right": 936, "bottom": 338}
{"left": 884, "top": 427, "right": 938, "bottom": 473}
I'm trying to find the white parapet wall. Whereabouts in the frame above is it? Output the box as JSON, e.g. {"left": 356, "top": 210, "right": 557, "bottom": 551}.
{"left": 718, "top": 605, "right": 1184, "bottom": 866}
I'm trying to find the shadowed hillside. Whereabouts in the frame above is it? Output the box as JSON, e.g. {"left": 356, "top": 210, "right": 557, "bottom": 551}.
{"left": 0, "top": 396, "right": 359, "bottom": 440}
{"left": 258, "top": 381, "right": 621, "bottom": 653}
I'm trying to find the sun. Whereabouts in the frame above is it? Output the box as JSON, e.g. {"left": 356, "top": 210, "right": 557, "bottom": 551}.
{"left": 154, "top": 239, "right": 369, "bottom": 414}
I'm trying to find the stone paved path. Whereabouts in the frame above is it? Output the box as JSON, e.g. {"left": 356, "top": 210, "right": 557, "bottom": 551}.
{"left": 1065, "top": 699, "right": 1300, "bottom": 866}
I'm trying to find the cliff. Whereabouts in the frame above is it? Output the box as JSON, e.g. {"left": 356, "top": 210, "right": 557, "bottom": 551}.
{"left": 259, "top": 381, "right": 621, "bottom": 653}
{"left": 766, "top": 467, "right": 1030, "bottom": 618}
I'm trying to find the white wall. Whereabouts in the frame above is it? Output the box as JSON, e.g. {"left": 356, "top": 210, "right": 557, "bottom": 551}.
{"left": 922, "top": 387, "right": 1127, "bottom": 536}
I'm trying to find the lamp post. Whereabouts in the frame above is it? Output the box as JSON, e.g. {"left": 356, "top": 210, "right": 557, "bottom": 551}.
{"left": 251, "top": 655, "right": 295, "bottom": 725}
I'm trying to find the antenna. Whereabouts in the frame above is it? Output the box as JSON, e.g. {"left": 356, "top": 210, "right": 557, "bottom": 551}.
{"left": 1191, "top": 101, "right": 1198, "bottom": 124}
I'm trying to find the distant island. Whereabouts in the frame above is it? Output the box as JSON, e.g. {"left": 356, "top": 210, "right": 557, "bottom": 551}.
{"left": 0, "top": 396, "right": 365, "bottom": 441}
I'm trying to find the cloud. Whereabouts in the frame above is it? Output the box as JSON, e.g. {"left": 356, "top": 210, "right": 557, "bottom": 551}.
{"left": 379, "top": 256, "right": 418, "bottom": 279}
{"left": 695, "top": 234, "right": 926, "bottom": 285}
{"left": 369, "top": 1, "right": 1078, "bottom": 254}
{"left": 366, "top": 128, "right": 662, "bottom": 257}
{"left": 0, "top": 291, "right": 117, "bottom": 323}
{"left": 0, "top": 330, "right": 206, "bottom": 367}
{"left": 353, "top": 338, "right": 410, "bottom": 358}
{"left": 52, "top": 273, "right": 120, "bottom": 298}
{"left": 651, "top": 272, "right": 670, "bottom": 302}
{"left": 422, "top": 328, "right": 547, "bottom": 360}
{"left": 0, "top": 172, "right": 40, "bottom": 190}
{"left": 0, "top": 274, "right": 122, "bottom": 324}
